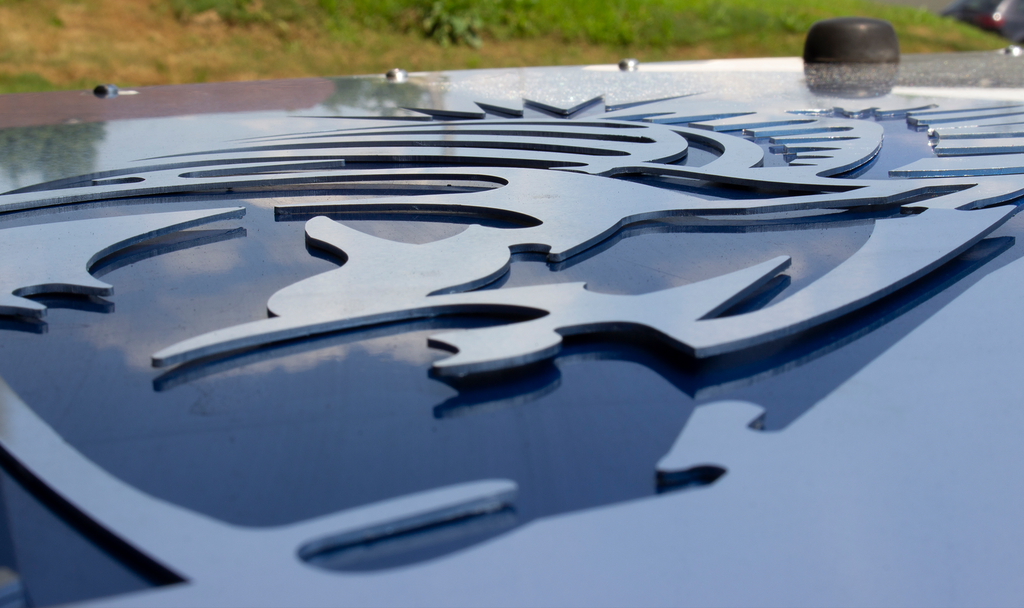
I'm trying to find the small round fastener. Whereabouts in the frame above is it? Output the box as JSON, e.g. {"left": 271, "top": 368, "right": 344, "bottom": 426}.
{"left": 803, "top": 17, "right": 900, "bottom": 64}
{"left": 618, "top": 58, "right": 639, "bottom": 72}
{"left": 93, "top": 84, "right": 119, "bottom": 99}
{"left": 385, "top": 68, "right": 408, "bottom": 83}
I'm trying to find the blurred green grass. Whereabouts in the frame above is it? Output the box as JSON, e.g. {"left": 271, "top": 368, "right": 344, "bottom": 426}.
{"left": 168, "top": 0, "right": 998, "bottom": 49}
{"left": 0, "top": 0, "right": 1006, "bottom": 95}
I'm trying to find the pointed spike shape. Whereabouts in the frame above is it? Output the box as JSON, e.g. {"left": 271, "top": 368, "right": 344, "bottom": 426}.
{"left": 474, "top": 101, "right": 524, "bottom": 118}
{"left": 0, "top": 207, "right": 244, "bottom": 318}
{"left": 153, "top": 217, "right": 517, "bottom": 368}
{"left": 524, "top": 96, "right": 603, "bottom": 117}
{"left": 428, "top": 256, "right": 791, "bottom": 376}
{"left": 0, "top": 293, "right": 47, "bottom": 318}
{"left": 600, "top": 98, "right": 753, "bottom": 125}
{"left": 268, "top": 217, "right": 514, "bottom": 318}
{"left": 402, "top": 103, "right": 486, "bottom": 120}
{"left": 657, "top": 400, "right": 766, "bottom": 476}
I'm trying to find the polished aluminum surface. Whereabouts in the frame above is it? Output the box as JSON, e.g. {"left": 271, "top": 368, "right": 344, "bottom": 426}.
{"left": 0, "top": 54, "right": 1022, "bottom": 606}
{"left": 0, "top": 208, "right": 243, "bottom": 318}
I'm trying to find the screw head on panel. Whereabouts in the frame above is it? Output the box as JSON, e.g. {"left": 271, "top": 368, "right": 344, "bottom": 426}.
{"left": 618, "top": 58, "right": 640, "bottom": 72}
{"left": 93, "top": 84, "right": 119, "bottom": 99}
{"left": 386, "top": 69, "right": 409, "bottom": 83}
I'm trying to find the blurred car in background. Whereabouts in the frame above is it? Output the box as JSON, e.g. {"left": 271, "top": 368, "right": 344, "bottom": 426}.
{"left": 943, "top": 0, "right": 1024, "bottom": 41}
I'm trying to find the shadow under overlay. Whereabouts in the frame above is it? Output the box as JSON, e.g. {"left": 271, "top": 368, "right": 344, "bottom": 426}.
{"left": 152, "top": 206, "right": 889, "bottom": 391}
{"left": 138, "top": 216, "right": 1020, "bottom": 574}
{"left": 437, "top": 235, "right": 1014, "bottom": 427}
{"left": 152, "top": 208, "right": 1016, "bottom": 433}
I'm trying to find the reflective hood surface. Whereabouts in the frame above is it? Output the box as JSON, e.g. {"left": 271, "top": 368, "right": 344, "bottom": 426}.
{"left": 0, "top": 53, "right": 1023, "bottom": 607}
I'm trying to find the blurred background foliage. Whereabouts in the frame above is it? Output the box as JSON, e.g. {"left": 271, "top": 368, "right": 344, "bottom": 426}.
{"left": 0, "top": 0, "right": 1008, "bottom": 94}
{"left": 168, "top": 0, "right": 998, "bottom": 47}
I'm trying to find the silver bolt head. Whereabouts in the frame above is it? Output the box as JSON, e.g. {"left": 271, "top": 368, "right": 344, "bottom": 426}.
{"left": 385, "top": 68, "right": 409, "bottom": 83}
{"left": 93, "top": 84, "right": 119, "bottom": 99}
{"left": 618, "top": 58, "right": 640, "bottom": 72}
{"left": 1004, "top": 45, "right": 1023, "bottom": 56}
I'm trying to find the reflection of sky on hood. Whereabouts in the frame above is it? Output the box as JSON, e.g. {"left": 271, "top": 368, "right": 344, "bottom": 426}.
{"left": 4, "top": 184, "right": 1022, "bottom": 535}
{"left": 495, "top": 223, "right": 873, "bottom": 299}
{"left": 1, "top": 70, "right": 1022, "bottom": 564}
{"left": 0, "top": 110, "right": 394, "bottom": 193}
{"left": 0, "top": 63, "right": 989, "bottom": 194}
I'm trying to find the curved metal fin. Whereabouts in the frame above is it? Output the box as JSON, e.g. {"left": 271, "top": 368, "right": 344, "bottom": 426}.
{"left": 0, "top": 207, "right": 244, "bottom": 318}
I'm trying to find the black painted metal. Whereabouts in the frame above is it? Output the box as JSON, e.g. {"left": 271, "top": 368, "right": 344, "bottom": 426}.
{"left": 803, "top": 17, "right": 901, "bottom": 63}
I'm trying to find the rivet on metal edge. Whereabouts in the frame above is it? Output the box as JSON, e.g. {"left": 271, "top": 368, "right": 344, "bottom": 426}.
{"left": 1003, "top": 45, "right": 1023, "bottom": 56}
{"left": 385, "top": 69, "right": 408, "bottom": 83}
{"left": 618, "top": 58, "right": 639, "bottom": 72}
{"left": 93, "top": 84, "right": 119, "bottom": 99}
